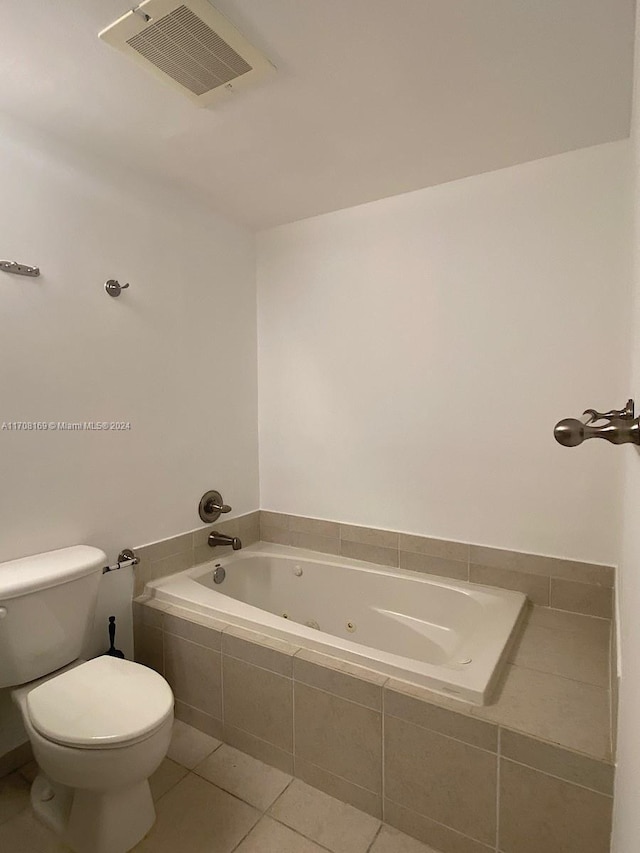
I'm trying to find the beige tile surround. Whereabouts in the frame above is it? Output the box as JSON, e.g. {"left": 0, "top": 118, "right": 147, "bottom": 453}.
{"left": 261, "top": 512, "right": 614, "bottom": 617}
{"left": 133, "top": 511, "right": 261, "bottom": 596}
{"left": 0, "top": 512, "right": 616, "bottom": 852}
{"left": 132, "top": 510, "right": 614, "bottom": 619}
{"left": 134, "top": 597, "right": 615, "bottom": 853}
{"left": 129, "top": 510, "right": 615, "bottom": 851}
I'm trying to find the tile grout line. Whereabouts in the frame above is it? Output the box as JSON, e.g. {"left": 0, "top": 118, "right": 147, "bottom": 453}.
{"left": 220, "top": 639, "right": 226, "bottom": 735}
{"left": 292, "top": 754, "right": 382, "bottom": 805}
{"left": 504, "top": 659, "right": 610, "bottom": 690}
{"left": 267, "top": 775, "right": 295, "bottom": 814}
{"left": 609, "top": 616, "right": 616, "bottom": 758}
{"left": 381, "top": 683, "right": 386, "bottom": 820}
{"left": 227, "top": 813, "right": 261, "bottom": 853}
{"left": 498, "top": 755, "right": 614, "bottom": 797}
{"left": 222, "top": 650, "right": 293, "bottom": 681}
{"left": 495, "top": 727, "right": 501, "bottom": 853}
{"left": 190, "top": 755, "right": 292, "bottom": 819}
{"left": 267, "top": 814, "right": 343, "bottom": 853}
{"left": 496, "top": 722, "right": 613, "bottom": 767}
{"left": 384, "top": 711, "right": 498, "bottom": 756}
{"left": 506, "top": 660, "right": 613, "bottom": 695}
{"left": 384, "top": 795, "right": 495, "bottom": 849}
{"left": 365, "top": 823, "right": 384, "bottom": 852}
{"left": 292, "top": 671, "right": 296, "bottom": 770}
{"left": 294, "top": 675, "right": 384, "bottom": 713}
{"left": 224, "top": 725, "right": 293, "bottom": 771}
{"left": 174, "top": 697, "right": 222, "bottom": 737}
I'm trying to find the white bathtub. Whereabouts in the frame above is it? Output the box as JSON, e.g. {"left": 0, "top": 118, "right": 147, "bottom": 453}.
{"left": 145, "top": 542, "right": 526, "bottom": 704}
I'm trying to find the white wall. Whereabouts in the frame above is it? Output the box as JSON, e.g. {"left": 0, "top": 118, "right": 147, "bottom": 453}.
{"left": 258, "top": 142, "right": 630, "bottom": 564}
{"left": 0, "top": 117, "right": 259, "bottom": 755}
{"left": 612, "top": 10, "right": 640, "bottom": 850}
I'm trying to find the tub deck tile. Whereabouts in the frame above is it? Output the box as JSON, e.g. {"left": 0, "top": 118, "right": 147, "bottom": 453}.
{"left": 384, "top": 687, "right": 498, "bottom": 751}
{"left": 294, "top": 649, "right": 386, "bottom": 710}
{"left": 137, "top": 589, "right": 612, "bottom": 763}
{"left": 222, "top": 626, "right": 299, "bottom": 676}
{"left": 474, "top": 664, "right": 611, "bottom": 760}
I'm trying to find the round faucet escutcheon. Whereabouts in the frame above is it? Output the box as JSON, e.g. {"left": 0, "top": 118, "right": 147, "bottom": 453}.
{"left": 198, "top": 490, "right": 232, "bottom": 523}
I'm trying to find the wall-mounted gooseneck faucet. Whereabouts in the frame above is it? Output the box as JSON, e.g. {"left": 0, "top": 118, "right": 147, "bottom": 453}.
{"left": 554, "top": 399, "right": 640, "bottom": 447}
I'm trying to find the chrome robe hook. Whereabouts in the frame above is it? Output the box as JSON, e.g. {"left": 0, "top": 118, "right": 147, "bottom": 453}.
{"left": 104, "top": 279, "right": 130, "bottom": 297}
{"left": 554, "top": 399, "right": 640, "bottom": 447}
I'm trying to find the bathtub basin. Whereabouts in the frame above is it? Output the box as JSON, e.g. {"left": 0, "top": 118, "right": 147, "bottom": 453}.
{"left": 145, "top": 542, "right": 526, "bottom": 705}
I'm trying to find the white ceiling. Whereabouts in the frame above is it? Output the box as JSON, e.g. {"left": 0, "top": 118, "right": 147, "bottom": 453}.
{"left": 0, "top": 0, "right": 635, "bottom": 228}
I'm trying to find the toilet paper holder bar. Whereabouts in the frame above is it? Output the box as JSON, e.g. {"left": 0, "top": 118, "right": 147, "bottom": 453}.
{"left": 103, "top": 548, "right": 140, "bottom": 574}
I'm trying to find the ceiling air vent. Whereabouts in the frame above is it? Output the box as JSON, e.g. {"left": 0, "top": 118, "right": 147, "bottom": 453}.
{"left": 99, "top": 0, "right": 275, "bottom": 106}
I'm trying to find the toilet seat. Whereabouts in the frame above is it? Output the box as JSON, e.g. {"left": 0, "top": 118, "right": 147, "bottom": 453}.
{"left": 26, "top": 657, "right": 173, "bottom": 749}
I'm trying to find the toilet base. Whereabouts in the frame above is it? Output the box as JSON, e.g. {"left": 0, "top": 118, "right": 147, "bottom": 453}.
{"left": 30, "top": 772, "right": 156, "bottom": 853}
{"left": 31, "top": 772, "right": 72, "bottom": 835}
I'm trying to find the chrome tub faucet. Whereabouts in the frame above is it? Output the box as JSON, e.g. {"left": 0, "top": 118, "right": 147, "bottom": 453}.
{"left": 208, "top": 531, "right": 242, "bottom": 550}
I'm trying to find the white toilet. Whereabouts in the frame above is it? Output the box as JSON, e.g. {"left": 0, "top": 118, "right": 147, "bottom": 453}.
{"left": 0, "top": 545, "right": 174, "bottom": 853}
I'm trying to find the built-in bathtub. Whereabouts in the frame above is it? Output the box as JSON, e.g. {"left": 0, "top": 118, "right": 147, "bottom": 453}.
{"left": 145, "top": 542, "right": 525, "bottom": 704}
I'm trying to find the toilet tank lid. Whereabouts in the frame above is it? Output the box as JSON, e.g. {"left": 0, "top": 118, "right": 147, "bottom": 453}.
{"left": 0, "top": 546, "right": 106, "bottom": 600}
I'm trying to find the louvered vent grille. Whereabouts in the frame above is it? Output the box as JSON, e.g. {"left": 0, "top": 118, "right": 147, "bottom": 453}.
{"left": 127, "top": 5, "right": 252, "bottom": 96}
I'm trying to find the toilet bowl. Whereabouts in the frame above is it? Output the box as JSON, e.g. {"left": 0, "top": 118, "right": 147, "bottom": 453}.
{"left": 0, "top": 545, "right": 175, "bottom": 852}
{"left": 13, "top": 656, "right": 174, "bottom": 853}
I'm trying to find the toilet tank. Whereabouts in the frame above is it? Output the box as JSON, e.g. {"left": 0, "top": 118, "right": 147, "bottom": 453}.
{"left": 0, "top": 546, "right": 106, "bottom": 688}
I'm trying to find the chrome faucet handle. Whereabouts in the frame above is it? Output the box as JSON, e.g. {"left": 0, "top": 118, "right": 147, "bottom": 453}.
{"left": 205, "top": 499, "right": 231, "bottom": 514}
{"left": 198, "top": 490, "right": 232, "bottom": 523}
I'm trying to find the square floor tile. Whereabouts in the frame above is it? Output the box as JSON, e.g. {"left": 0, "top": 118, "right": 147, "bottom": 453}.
{"left": 195, "top": 744, "right": 292, "bottom": 810}
{"left": 0, "top": 771, "right": 31, "bottom": 827}
{"left": 0, "top": 808, "right": 68, "bottom": 852}
{"left": 167, "top": 719, "right": 222, "bottom": 769}
{"left": 269, "top": 779, "right": 380, "bottom": 853}
{"left": 235, "top": 816, "right": 327, "bottom": 852}
{"left": 135, "top": 774, "right": 259, "bottom": 853}
{"left": 148, "top": 758, "right": 188, "bottom": 801}
{"left": 370, "top": 825, "right": 442, "bottom": 853}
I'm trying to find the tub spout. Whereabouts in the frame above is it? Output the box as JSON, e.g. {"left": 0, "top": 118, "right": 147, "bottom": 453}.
{"left": 208, "top": 532, "right": 242, "bottom": 550}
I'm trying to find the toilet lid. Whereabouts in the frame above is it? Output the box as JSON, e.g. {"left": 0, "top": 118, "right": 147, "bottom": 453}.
{"left": 26, "top": 657, "right": 174, "bottom": 749}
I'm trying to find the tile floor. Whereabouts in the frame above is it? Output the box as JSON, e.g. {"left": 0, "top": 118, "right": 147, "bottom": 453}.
{"left": 0, "top": 720, "right": 439, "bottom": 853}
